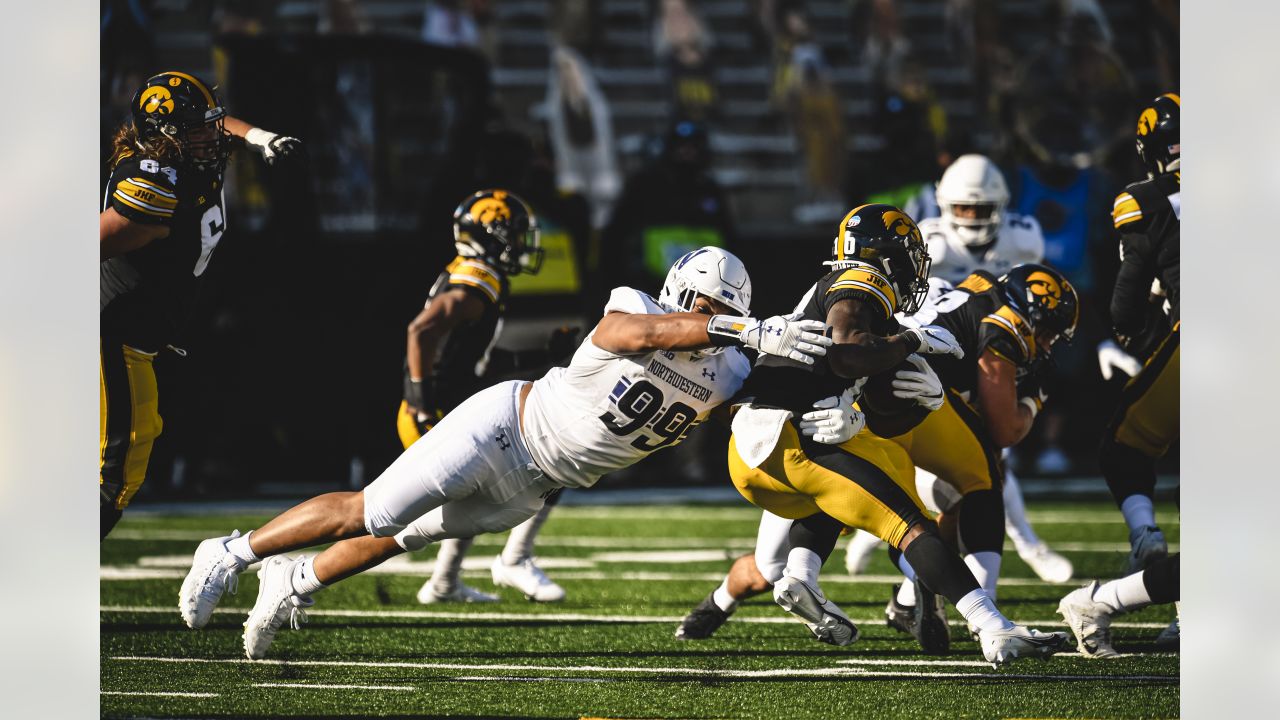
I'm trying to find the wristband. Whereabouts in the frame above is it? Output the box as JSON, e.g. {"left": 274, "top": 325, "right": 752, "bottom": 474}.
{"left": 1019, "top": 396, "right": 1040, "bottom": 421}
{"left": 898, "top": 330, "right": 923, "bottom": 352}
{"left": 707, "top": 315, "right": 751, "bottom": 347}
{"left": 244, "top": 127, "right": 278, "bottom": 147}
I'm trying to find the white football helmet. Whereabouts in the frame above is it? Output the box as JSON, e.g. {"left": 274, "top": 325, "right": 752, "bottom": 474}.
{"left": 936, "top": 154, "right": 1010, "bottom": 248}
{"left": 659, "top": 246, "right": 752, "bottom": 316}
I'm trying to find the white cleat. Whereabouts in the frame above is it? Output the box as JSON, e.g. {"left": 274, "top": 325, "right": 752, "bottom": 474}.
{"left": 844, "top": 530, "right": 883, "bottom": 575}
{"left": 1056, "top": 580, "right": 1120, "bottom": 658}
{"left": 178, "top": 530, "right": 247, "bottom": 630}
{"left": 416, "top": 581, "right": 499, "bottom": 604}
{"left": 979, "top": 624, "right": 1071, "bottom": 667}
{"left": 1018, "top": 542, "right": 1074, "bottom": 583}
{"left": 1126, "top": 526, "right": 1168, "bottom": 574}
{"left": 491, "top": 556, "right": 565, "bottom": 602}
{"left": 772, "top": 576, "right": 859, "bottom": 646}
{"left": 243, "top": 555, "right": 314, "bottom": 660}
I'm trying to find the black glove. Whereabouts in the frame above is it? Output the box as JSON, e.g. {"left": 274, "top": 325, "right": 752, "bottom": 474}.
{"left": 404, "top": 375, "right": 437, "bottom": 414}
{"left": 547, "top": 326, "right": 582, "bottom": 363}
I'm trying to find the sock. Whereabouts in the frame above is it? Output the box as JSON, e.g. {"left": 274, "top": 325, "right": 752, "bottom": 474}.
{"left": 1143, "top": 553, "right": 1180, "bottom": 604}
{"left": 846, "top": 530, "right": 883, "bottom": 570}
{"left": 1094, "top": 571, "right": 1152, "bottom": 613}
{"left": 225, "top": 530, "right": 259, "bottom": 567}
{"left": 896, "top": 580, "right": 917, "bottom": 606}
{"left": 430, "top": 537, "right": 473, "bottom": 592}
{"left": 712, "top": 577, "right": 738, "bottom": 613}
{"left": 783, "top": 546, "right": 823, "bottom": 588}
{"left": 1002, "top": 470, "right": 1042, "bottom": 551}
{"left": 502, "top": 503, "right": 554, "bottom": 565}
{"left": 291, "top": 556, "right": 327, "bottom": 596}
{"left": 955, "top": 588, "right": 1014, "bottom": 633}
{"left": 1120, "top": 495, "right": 1157, "bottom": 534}
{"left": 896, "top": 553, "right": 918, "bottom": 582}
{"left": 901, "top": 530, "right": 979, "bottom": 604}
{"left": 963, "top": 551, "right": 1002, "bottom": 597}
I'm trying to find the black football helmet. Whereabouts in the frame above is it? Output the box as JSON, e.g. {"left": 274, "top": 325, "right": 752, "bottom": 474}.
{"left": 453, "top": 189, "right": 543, "bottom": 275}
{"left": 999, "top": 263, "right": 1080, "bottom": 353}
{"left": 1134, "top": 93, "right": 1179, "bottom": 176}
{"left": 827, "top": 203, "right": 931, "bottom": 314}
{"left": 130, "top": 71, "right": 231, "bottom": 174}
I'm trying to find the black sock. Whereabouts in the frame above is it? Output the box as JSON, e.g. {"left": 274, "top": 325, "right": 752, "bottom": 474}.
{"left": 1142, "top": 553, "right": 1180, "bottom": 604}
{"left": 789, "top": 512, "right": 845, "bottom": 563}
{"left": 903, "top": 529, "right": 980, "bottom": 605}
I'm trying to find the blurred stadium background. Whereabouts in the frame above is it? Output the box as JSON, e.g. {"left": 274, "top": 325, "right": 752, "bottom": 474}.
{"left": 100, "top": 0, "right": 1179, "bottom": 502}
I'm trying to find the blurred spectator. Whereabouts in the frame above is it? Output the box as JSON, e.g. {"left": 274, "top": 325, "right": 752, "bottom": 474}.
{"left": 1138, "top": 0, "right": 1180, "bottom": 92}
{"left": 422, "top": 0, "right": 480, "bottom": 48}
{"left": 551, "top": 0, "right": 597, "bottom": 55}
{"left": 850, "top": 59, "right": 948, "bottom": 211}
{"left": 943, "top": 0, "right": 1019, "bottom": 148}
{"left": 318, "top": 0, "right": 372, "bottom": 34}
{"left": 546, "top": 44, "right": 622, "bottom": 230}
{"left": 774, "top": 24, "right": 845, "bottom": 223}
{"left": 655, "top": 0, "right": 718, "bottom": 122}
{"left": 849, "top": 0, "right": 912, "bottom": 92}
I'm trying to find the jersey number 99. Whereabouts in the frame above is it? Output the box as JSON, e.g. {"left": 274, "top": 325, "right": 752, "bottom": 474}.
{"left": 599, "top": 379, "right": 698, "bottom": 451}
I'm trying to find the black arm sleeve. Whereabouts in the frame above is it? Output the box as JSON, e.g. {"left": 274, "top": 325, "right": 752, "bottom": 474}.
{"left": 1110, "top": 232, "right": 1156, "bottom": 336}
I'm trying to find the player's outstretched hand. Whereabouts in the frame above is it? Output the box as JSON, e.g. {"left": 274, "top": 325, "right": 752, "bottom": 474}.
{"left": 244, "top": 128, "right": 305, "bottom": 167}
{"left": 891, "top": 354, "right": 944, "bottom": 411}
{"left": 743, "top": 313, "right": 832, "bottom": 365}
{"left": 1097, "top": 339, "right": 1142, "bottom": 380}
{"left": 800, "top": 387, "right": 865, "bottom": 444}
{"left": 904, "top": 325, "right": 964, "bottom": 358}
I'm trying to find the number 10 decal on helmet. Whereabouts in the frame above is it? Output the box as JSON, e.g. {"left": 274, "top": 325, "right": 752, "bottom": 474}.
{"left": 827, "top": 204, "right": 931, "bottom": 315}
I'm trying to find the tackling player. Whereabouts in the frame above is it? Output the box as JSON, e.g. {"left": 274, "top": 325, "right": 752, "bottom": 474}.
{"left": 1099, "top": 93, "right": 1180, "bottom": 572}
{"left": 178, "top": 247, "right": 833, "bottom": 658}
{"left": 101, "top": 71, "right": 302, "bottom": 539}
{"left": 397, "top": 190, "right": 576, "bottom": 605}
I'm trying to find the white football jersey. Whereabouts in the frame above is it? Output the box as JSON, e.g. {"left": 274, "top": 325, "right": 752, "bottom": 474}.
{"left": 521, "top": 287, "right": 751, "bottom": 489}
{"left": 920, "top": 213, "right": 1045, "bottom": 285}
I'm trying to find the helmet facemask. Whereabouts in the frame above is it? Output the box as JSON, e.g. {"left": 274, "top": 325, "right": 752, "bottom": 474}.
{"left": 941, "top": 199, "right": 1005, "bottom": 247}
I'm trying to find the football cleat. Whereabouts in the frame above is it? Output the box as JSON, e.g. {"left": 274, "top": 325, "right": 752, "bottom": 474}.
{"left": 885, "top": 584, "right": 915, "bottom": 635}
{"left": 178, "top": 530, "right": 247, "bottom": 630}
{"left": 416, "top": 581, "right": 499, "bottom": 605}
{"left": 1155, "top": 618, "right": 1179, "bottom": 648}
{"left": 1056, "top": 580, "right": 1120, "bottom": 658}
{"left": 773, "top": 576, "right": 859, "bottom": 646}
{"left": 491, "top": 556, "right": 565, "bottom": 602}
{"left": 912, "top": 578, "right": 951, "bottom": 655}
{"left": 675, "top": 592, "right": 732, "bottom": 640}
{"left": 243, "top": 555, "right": 314, "bottom": 660}
{"left": 1018, "top": 543, "right": 1074, "bottom": 583}
{"left": 1126, "top": 526, "right": 1168, "bottom": 574}
{"left": 979, "top": 624, "right": 1071, "bottom": 667}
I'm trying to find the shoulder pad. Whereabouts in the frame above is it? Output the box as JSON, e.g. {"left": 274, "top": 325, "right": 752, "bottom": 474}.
{"left": 957, "top": 271, "right": 998, "bottom": 293}
{"left": 111, "top": 164, "right": 179, "bottom": 221}
{"left": 604, "top": 286, "right": 665, "bottom": 316}
{"left": 826, "top": 264, "right": 898, "bottom": 318}
{"left": 446, "top": 257, "right": 504, "bottom": 303}
{"left": 982, "top": 305, "right": 1035, "bottom": 358}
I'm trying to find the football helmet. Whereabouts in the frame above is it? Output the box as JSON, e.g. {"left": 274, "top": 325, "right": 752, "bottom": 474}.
{"left": 935, "top": 154, "right": 1010, "bottom": 248}
{"left": 999, "top": 263, "right": 1080, "bottom": 353}
{"left": 453, "top": 189, "right": 544, "bottom": 276}
{"left": 1135, "top": 93, "right": 1180, "bottom": 176}
{"left": 130, "top": 71, "right": 230, "bottom": 174}
{"left": 659, "top": 246, "right": 752, "bottom": 316}
{"left": 827, "top": 203, "right": 931, "bottom": 314}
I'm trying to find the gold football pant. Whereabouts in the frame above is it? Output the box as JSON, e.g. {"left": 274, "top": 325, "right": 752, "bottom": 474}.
{"left": 100, "top": 339, "right": 163, "bottom": 536}
{"left": 729, "top": 422, "right": 927, "bottom": 548}
{"left": 1102, "top": 322, "right": 1180, "bottom": 504}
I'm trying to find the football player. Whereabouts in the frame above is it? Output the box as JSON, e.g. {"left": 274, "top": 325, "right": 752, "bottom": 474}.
{"left": 1057, "top": 553, "right": 1180, "bottom": 657}
{"left": 101, "top": 71, "right": 302, "bottom": 539}
{"left": 715, "top": 205, "right": 1069, "bottom": 666}
{"left": 843, "top": 154, "right": 1073, "bottom": 584}
{"left": 1100, "top": 93, "right": 1180, "bottom": 572}
{"left": 398, "top": 190, "right": 578, "bottom": 605}
{"left": 178, "top": 247, "right": 833, "bottom": 658}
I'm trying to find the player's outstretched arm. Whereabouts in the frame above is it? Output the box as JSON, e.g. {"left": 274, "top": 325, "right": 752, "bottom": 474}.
{"left": 593, "top": 311, "right": 830, "bottom": 364}
{"left": 225, "top": 115, "right": 304, "bottom": 166}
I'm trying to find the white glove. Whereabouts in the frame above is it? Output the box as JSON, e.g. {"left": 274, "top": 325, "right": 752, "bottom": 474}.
{"left": 800, "top": 387, "right": 865, "bottom": 444}
{"left": 244, "top": 127, "right": 304, "bottom": 166}
{"left": 1097, "top": 339, "right": 1142, "bottom": 380}
{"left": 713, "top": 312, "right": 832, "bottom": 365}
{"left": 891, "top": 354, "right": 944, "bottom": 411}
{"left": 903, "top": 325, "right": 964, "bottom": 358}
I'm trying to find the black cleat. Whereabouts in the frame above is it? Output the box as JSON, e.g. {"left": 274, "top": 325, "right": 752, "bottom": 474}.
{"left": 675, "top": 592, "right": 732, "bottom": 640}
{"left": 912, "top": 577, "right": 951, "bottom": 655}
{"left": 885, "top": 584, "right": 915, "bottom": 635}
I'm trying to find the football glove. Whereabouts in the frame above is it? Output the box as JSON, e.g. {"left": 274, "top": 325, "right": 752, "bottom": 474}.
{"left": 244, "top": 127, "right": 304, "bottom": 166}
{"left": 800, "top": 387, "right": 865, "bottom": 444}
{"left": 902, "top": 325, "right": 964, "bottom": 358}
{"left": 1016, "top": 372, "right": 1049, "bottom": 422}
{"left": 1097, "top": 339, "right": 1142, "bottom": 380}
{"left": 890, "top": 354, "right": 944, "bottom": 411}
{"left": 708, "top": 312, "right": 832, "bottom": 365}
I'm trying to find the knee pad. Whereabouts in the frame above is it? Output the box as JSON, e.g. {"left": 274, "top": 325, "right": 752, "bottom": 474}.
{"left": 362, "top": 488, "right": 407, "bottom": 539}
{"left": 395, "top": 528, "right": 431, "bottom": 553}
{"left": 1099, "top": 437, "right": 1158, "bottom": 506}
{"left": 957, "top": 488, "right": 1005, "bottom": 555}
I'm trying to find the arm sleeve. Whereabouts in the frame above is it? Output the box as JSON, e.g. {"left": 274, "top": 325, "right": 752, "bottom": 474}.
{"left": 1110, "top": 232, "right": 1156, "bottom": 335}
{"left": 109, "top": 170, "right": 178, "bottom": 225}
{"left": 978, "top": 307, "right": 1032, "bottom": 366}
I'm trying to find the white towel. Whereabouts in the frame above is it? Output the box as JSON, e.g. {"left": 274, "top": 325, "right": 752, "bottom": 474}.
{"left": 730, "top": 406, "right": 793, "bottom": 469}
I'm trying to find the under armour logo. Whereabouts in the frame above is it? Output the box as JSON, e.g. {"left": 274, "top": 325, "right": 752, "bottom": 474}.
{"left": 768, "top": 325, "right": 784, "bottom": 336}
{"left": 702, "top": 368, "right": 717, "bottom": 382}
{"left": 495, "top": 432, "right": 511, "bottom": 450}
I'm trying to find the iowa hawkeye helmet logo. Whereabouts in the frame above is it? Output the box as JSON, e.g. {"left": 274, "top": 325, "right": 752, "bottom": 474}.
{"left": 1026, "top": 271, "right": 1066, "bottom": 309}
{"left": 139, "top": 86, "right": 174, "bottom": 115}
{"left": 882, "top": 209, "right": 921, "bottom": 241}
{"left": 469, "top": 193, "right": 512, "bottom": 226}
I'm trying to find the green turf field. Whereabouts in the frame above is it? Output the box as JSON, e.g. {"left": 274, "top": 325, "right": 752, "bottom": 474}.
{"left": 101, "top": 500, "right": 1179, "bottom": 719}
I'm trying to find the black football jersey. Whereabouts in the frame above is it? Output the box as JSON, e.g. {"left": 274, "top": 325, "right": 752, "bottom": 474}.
{"left": 740, "top": 262, "right": 901, "bottom": 415}
{"left": 100, "top": 154, "right": 226, "bottom": 351}
{"left": 409, "top": 256, "right": 510, "bottom": 412}
{"left": 1111, "top": 172, "right": 1180, "bottom": 328}
{"left": 913, "top": 271, "right": 1036, "bottom": 398}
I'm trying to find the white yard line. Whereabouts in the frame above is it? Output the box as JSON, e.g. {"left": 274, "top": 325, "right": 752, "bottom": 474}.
{"left": 101, "top": 690, "right": 219, "bottom": 698}
{"left": 109, "top": 656, "right": 1177, "bottom": 683}
{"left": 99, "top": 605, "right": 1171, "bottom": 629}
{"left": 253, "top": 683, "right": 414, "bottom": 691}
